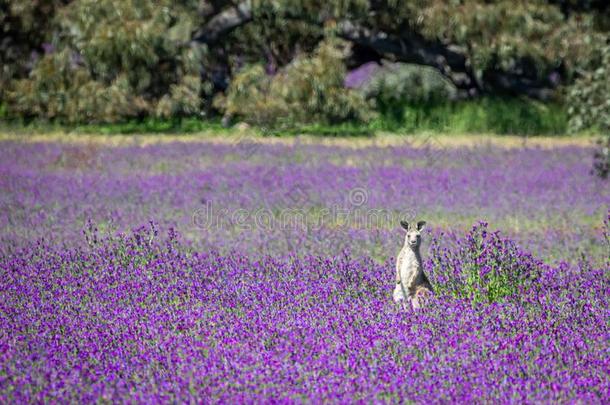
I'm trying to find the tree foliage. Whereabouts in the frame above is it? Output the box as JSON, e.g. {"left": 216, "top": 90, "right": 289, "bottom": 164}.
{"left": 0, "top": 0, "right": 608, "bottom": 124}
{"left": 568, "top": 42, "right": 610, "bottom": 178}
{"left": 3, "top": 0, "right": 209, "bottom": 122}
{"left": 0, "top": 0, "right": 67, "bottom": 97}
{"left": 7, "top": 50, "right": 147, "bottom": 123}
{"left": 216, "top": 40, "right": 374, "bottom": 127}
{"left": 568, "top": 43, "right": 610, "bottom": 133}
{"left": 357, "top": 62, "right": 458, "bottom": 108}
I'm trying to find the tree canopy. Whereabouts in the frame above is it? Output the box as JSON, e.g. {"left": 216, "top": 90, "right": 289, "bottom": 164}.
{"left": 0, "top": 0, "right": 608, "bottom": 128}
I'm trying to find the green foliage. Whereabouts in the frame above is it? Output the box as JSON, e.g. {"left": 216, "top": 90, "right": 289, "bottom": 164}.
{"left": 155, "top": 75, "right": 204, "bottom": 119}
{"left": 415, "top": 1, "right": 603, "bottom": 79}
{"left": 372, "top": 97, "right": 567, "bottom": 135}
{"left": 0, "top": 97, "right": 566, "bottom": 136}
{"left": 217, "top": 40, "right": 375, "bottom": 128}
{"left": 0, "top": 0, "right": 66, "bottom": 93}
{"left": 360, "top": 63, "right": 458, "bottom": 121}
{"left": 0, "top": 0, "right": 607, "bottom": 130}
{"left": 59, "top": 0, "right": 202, "bottom": 92}
{"left": 429, "top": 222, "right": 542, "bottom": 304}
{"left": 363, "top": 63, "right": 458, "bottom": 104}
{"left": 568, "top": 43, "right": 610, "bottom": 133}
{"left": 3, "top": 0, "right": 207, "bottom": 123}
{"left": 73, "top": 118, "right": 228, "bottom": 135}
{"left": 0, "top": 117, "right": 229, "bottom": 135}
{"left": 266, "top": 122, "right": 373, "bottom": 137}
{"left": 568, "top": 42, "right": 610, "bottom": 178}
{"left": 234, "top": 2, "right": 323, "bottom": 67}
{"left": 264, "top": 0, "right": 603, "bottom": 79}
{"left": 6, "top": 50, "right": 148, "bottom": 123}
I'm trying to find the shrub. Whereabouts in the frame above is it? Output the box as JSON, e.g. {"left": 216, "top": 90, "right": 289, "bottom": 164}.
{"left": 368, "top": 96, "right": 567, "bottom": 135}
{"left": 3, "top": 0, "right": 207, "bottom": 124}
{"left": 358, "top": 62, "right": 458, "bottom": 119}
{"left": 568, "top": 43, "right": 610, "bottom": 178}
{"left": 427, "top": 222, "right": 543, "bottom": 303}
{"left": 568, "top": 43, "right": 610, "bottom": 134}
{"left": 216, "top": 39, "right": 375, "bottom": 128}
{"left": 6, "top": 51, "right": 148, "bottom": 123}
{"left": 155, "top": 75, "right": 204, "bottom": 119}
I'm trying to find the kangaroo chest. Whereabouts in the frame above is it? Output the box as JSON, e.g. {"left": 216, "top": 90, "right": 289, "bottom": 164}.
{"left": 398, "top": 249, "right": 422, "bottom": 287}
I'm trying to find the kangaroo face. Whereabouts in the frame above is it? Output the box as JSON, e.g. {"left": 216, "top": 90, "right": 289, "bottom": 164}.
{"left": 400, "top": 220, "right": 426, "bottom": 249}
{"left": 406, "top": 229, "right": 421, "bottom": 248}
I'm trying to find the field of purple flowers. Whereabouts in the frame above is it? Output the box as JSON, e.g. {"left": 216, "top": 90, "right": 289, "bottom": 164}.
{"left": 1, "top": 136, "right": 609, "bottom": 402}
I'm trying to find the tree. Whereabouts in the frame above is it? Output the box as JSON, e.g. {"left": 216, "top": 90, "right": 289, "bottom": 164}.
{"left": 1, "top": 0, "right": 608, "bottom": 123}
{"left": 191, "top": 1, "right": 607, "bottom": 100}
{"left": 0, "top": 1, "right": 70, "bottom": 98}
{"left": 568, "top": 42, "right": 610, "bottom": 178}
{"left": 5, "top": 0, "right": 210, "bottom": 122}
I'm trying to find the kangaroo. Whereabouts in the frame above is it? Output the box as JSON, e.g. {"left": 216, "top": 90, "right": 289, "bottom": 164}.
{"left": 393, "top": 220, "right": 434, "bottom": 310}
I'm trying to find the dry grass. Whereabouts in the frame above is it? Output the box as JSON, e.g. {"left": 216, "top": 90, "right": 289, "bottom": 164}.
{"left": 0, "top": 130, "right": 596, "bottom": 150}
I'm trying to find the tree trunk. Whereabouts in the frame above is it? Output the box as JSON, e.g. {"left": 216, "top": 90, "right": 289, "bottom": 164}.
{"left": 191, "top": 1, "right": 253, "bottom": 45}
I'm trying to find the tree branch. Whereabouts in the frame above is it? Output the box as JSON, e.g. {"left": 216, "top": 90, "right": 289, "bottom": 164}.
{"left": 189, "top": 6, "right": 559, "bottom": 100}
{"left": 336, "top": 21, "right": 557, "bottom": 100}
{"left": 336, "top": 21, "right": 477, "bottom": 95}
{"left": 192, "top": 1, "right": 253, "bottom": 45}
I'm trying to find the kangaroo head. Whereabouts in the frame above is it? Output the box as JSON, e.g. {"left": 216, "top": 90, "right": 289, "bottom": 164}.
{"left": 400, "top": 220, "right": 426, "bottom": 249}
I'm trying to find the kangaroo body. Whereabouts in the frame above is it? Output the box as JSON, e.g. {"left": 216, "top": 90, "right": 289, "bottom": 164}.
{"left": 393, "top": 220, "right": 433, "bottom": 309}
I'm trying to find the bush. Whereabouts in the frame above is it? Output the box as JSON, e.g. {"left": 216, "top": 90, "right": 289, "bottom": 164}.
{"left": 368, "top": 96, "right": 567, "bottom": 135}
{"left": 568, "top": 43, "right": 610, "bottom": 133}
{"left": 427, "top": 222, "right": 543, "bottom": 303}
{"left": 216, "top": 39, "right": 375, "bottom": 128}
{"left": 1, "top": 0, "right": 607, "bottom": 127}
{"left": 6, "top": 52, "right": 205, "bottom": 124}
{"left": 155, "top": 75, "right": 204, "bottom": 119}
{"left": 348, "top": 62, "right": 566, "bottom": 135}
{"left": 357, "top": 62, "right": 458, "bottom": 119}
{"left": 568, "top": 43, "right": 610, "bottom": 178}
{"left": 3, "top": 0, "right": 207, "bottom": 124}
{"left": 6, "top": 51, "right": 149, "bottom": 124}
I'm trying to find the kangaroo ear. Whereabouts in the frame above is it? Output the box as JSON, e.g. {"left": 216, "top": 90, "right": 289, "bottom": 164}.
{"left": 400, "top": 220, "right": 410, "bottom": 231}
{"left": 416, "top": 221, "right": 426, "bottom": 231}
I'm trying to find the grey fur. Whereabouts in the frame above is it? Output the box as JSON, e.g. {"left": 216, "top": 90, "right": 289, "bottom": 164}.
{"left": 393, "top": 220, "right": 434, "bottom": 309}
